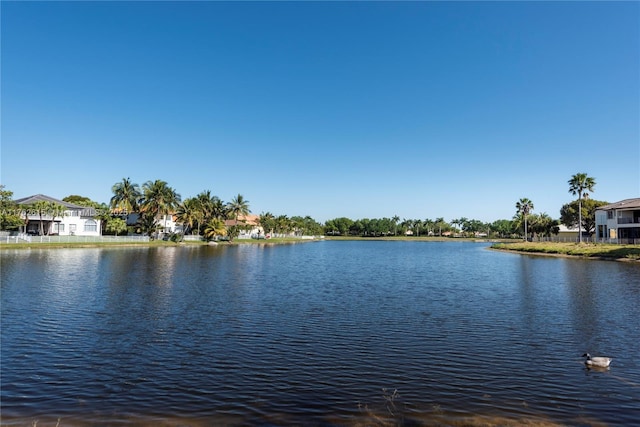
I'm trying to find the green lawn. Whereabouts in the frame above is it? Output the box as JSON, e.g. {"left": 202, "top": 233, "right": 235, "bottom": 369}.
{"left": 490, "top": 241, "right": 640, "bottom": 261}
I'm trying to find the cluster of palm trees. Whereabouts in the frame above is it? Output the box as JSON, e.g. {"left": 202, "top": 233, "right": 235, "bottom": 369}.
{"left": 110, "top": 178, "right": 181, "bottom": 237}
{"left": 515, "top": 172, "right": 596, "bottom": 241}
{"left": 101, "top": 172, "right": 603, "bottom": 241}
{"left": 110, "top": 178, "right": 252, "bottom": 240}
{"left": 176, "top": 191, "right": 250, "bottom": 241}
{"left": 20, "top": 200, "right": 67, "bottom": 236}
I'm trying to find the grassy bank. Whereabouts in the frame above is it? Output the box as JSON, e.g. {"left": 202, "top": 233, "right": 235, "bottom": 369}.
{"left": 491, "top": 241, "right": 640, "bottom": 261}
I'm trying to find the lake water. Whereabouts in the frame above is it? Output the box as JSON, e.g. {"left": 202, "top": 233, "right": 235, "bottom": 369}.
{"left": 1, "top": 241, "right": 639, "bottom": 426}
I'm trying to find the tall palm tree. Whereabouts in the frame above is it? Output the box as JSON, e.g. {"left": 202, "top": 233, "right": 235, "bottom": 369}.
{"left": 568, "top": 173, "right": 596, "bottom": 243}
{"left": 47, "top": 202, "right": 66, "bottom": 235}
{"left": 110, "top": 178, "right": 142, "bottom": 214}
{"left": 258, "top": 212, "right": 275, "bottom": 236}
{"left": 176, "top": 197, "right": 203, "bottom": 236}
{"left": 33, "top": 200, "right": 49, "bottom": 236}
{"left": 435, "top": 217, "right": 445, "bottom": 236}
{"left": 141, "top": 180, "right": 181, "bottom": 234}
{"left": 392, "top": 215, "right": 400, "bottom": 236}
{"left": 227, "top": 194, "right": 250, "bottom": 226}
{"left": 516, "top": 198, "right": 534, "bottom": 241}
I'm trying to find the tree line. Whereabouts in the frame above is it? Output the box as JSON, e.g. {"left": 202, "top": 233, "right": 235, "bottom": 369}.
{"left": 0, "top": 172, "right": 605, "bottom": 241}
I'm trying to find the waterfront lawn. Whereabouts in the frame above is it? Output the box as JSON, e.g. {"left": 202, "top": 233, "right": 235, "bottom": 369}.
{"left": 491, "top": 242, "right": 640, "bottom": 261}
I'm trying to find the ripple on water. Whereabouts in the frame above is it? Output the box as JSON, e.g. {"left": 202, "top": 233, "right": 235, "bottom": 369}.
{"left": 1, "top": 242, "right": 640, "bottom": 426}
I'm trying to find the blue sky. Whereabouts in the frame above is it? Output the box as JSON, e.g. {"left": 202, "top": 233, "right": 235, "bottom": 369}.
{"left": 2, "top": 1, "right": 638, "bottom": 223}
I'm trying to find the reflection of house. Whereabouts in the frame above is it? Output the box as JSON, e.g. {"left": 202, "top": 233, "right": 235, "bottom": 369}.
{"left": 224, "top": 214, "right": 263, "bottom": 238}
{"left": 14, "top": 194, "right": 101, "bottom": 236}
{"left": 595, "top": 198, "right": 640, "bottom": 244}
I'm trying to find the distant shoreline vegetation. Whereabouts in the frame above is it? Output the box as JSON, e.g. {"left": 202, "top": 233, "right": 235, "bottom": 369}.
{"left": 0, "top": 171, "right": 624, "bottom": 243}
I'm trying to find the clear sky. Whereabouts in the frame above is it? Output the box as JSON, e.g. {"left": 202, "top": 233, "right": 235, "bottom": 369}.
{"left": 2, "top": 1, "right": 638, "bottom": 223}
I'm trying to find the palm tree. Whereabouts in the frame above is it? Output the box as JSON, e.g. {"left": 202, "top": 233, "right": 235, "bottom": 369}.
{"left": 203, "top": 218, "right": 227, "bottom": 241}
{"left": 392, "top": 215, "right": 400, "bottom": 236}
{"left": 110, "top": 178, "right": 142, "bottom": 214}
{"left": 227, "top": 194, "right": 250, "bottom": 226}
{"left": 141, "top": 180, "right": 181, "bottom": 235}
{"left": 176, "top": 198, "right": 203, "bottom": 236}
{"left": 48, "top": 202, "right": 66, "bottom": 235}
{"left": 516, "top": 198, "right": 534, "bottom": 241}
{"left": 258, "top": 212, "right": 275, "bottom": 236}
{"left": 32, "top": 200, "right": 49, "bottom": 236}
{"left": 435, "top": 217, "right": 445, "bottom": 236}
{"left": 568, "top": 173, "right": 596, "bottom": 243}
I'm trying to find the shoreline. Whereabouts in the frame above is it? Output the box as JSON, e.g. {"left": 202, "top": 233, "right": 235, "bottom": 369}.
{"left": 490, "top": 242, "right": 640, "bottom": 262}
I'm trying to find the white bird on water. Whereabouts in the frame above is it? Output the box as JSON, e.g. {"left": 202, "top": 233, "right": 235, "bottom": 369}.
{"left": 582, "top": 353, "right": 612, "bottom": 368}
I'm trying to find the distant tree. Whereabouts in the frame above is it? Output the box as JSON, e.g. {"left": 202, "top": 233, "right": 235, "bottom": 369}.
{"left": 106, "top": 217, "right": 127, "bottom": 236}
{"left": 434, "top": 217, "right": 447, "bottom": 236}
{"left": 529, "top": 213, "right": 560, "bottom": 240}
{"left": 515, "top": 198, "right": 534, "bottom": 240}
{"left": 47, "top": 202, "right": 66, "bottom": 235}
{"left": 94, "top": 202, "right": 111, "bottom": 235}
{"left": 560, "top": 198, "right": 608, "bottom": 237}
{"left": 258, "top": 212, "right": 276, "bottom": 236}
{"left": 324, "top": 217, "right": 353, "bottom": 235}
{"left": 176, "top": 197, "right": 203, "bottom": 236}
{"left": 275, "top": 215, "right": 292, "bottom": 235}
{"left": 227, "top": 194, "right": 250, "bottom": 227}
{"left": 490, "top": 219, "right": 515, "bottom": 238}
{"left": 204, "top": 218, "right": 227, "bottom": 241}
{"left": 110, "top": 177, "right": 142, "bottom": 214}
{"left": 568, "top": 173, "right": 596, "bottom": 243}
{"left": 392, "top": 215, "right": 400, "bottom": 236}
{"left": 32, "top": 201, "right": 50, "bottom": 236}
{"left": 138, "top": 211, "right": 161, "bottom": 238}
{"left": 63, "top": 195, "right": 100, "bottom": 208}
{"left": 141, "top": 180, "right": 181, "bottom": 234}
{"left": 0, "top": 186, "right": 23, "bottom": 231}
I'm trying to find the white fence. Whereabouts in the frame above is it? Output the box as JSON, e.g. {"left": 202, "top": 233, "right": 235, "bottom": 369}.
{"left": 0, "top": 233, "right": 150, "bottom": 244}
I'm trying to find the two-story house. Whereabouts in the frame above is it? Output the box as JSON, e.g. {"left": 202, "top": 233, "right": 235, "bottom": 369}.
{"left": 14, "top": 194, "right": 101, "bottom": 236}
{"left": 594, "top": 198, "right": 640, "bottom": 244}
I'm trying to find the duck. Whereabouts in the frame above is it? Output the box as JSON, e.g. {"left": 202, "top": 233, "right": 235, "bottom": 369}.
{"left": 582, "top": 353, "right": 612, "bottom": 368}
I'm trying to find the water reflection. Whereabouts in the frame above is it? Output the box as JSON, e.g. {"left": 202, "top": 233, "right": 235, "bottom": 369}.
{"left": 2, "top": 242, "right": 640, "bottom": 426}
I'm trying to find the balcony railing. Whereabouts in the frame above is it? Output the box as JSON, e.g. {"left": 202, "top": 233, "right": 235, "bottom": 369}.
{"left": 617, "top": 217, "right": 640, "bottom": 224}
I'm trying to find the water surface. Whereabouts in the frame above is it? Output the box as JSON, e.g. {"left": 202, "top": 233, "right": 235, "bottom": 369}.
{"left": 2, "top": 241, "right": 639, "bottom": 426}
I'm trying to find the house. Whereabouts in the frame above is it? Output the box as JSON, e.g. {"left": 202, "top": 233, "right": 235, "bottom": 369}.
{"left": 554, "top": 224, "right": 580, "bottom": 242}
{"left": 224, "top": 214, "right": 264, "bottom": 238}
{"left": 14, "top": 194, "right": 102, "bottom": 236}
{"left": 594, "top": 198, "right": 640, "bottom": 244}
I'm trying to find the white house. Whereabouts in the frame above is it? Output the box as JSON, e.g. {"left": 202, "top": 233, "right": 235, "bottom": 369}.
{"left": 594, "top": 198, "right": 640, "bottom": 244}
{"left": 14, "top": 194, "right": 102, "bottom": 237}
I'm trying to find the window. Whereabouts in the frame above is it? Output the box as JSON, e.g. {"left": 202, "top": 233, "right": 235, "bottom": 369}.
{"left": 607, "top": 211, "right": 614, "bottom": 219}
{"left": 84, "top": 219, "right": 97, "bottom": 232}
{"left": 53, "top": 223, "right": 65, "bottom": 233}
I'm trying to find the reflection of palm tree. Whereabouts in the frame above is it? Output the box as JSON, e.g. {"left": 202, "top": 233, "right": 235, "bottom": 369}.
{"left": 568, "top": 173, "right": 596, "bottom": 243}
{"left": 110, "top": 177, "right": 142, "bottom": 214}
{"left": 516, "top": 198, "right": 534, "bottom": 240}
